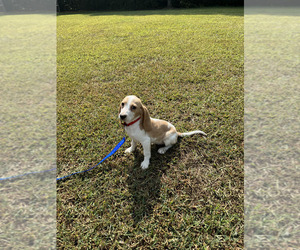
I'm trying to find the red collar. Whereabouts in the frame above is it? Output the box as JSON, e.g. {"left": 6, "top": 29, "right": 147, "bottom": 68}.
{"left": 122, "top": 116, "right": 141, "bottom": 127}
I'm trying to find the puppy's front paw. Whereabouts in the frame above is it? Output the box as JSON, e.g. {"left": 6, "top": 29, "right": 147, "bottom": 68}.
{"left": 125, "top": 147, "right": 134, "bottom": 154}
{"left": 141, "top": 160, "right": 149, "bottom": 170}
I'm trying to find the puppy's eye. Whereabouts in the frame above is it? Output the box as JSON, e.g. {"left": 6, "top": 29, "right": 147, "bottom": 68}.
{"left": 131, "top": 105, "right": 136, "bottom": 110}
{"left": 121, "top": 103, "right": 124, "bottom": 108}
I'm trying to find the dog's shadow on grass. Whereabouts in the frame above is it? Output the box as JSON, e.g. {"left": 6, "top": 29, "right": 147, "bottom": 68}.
{"left": 126, "top": 142, "right": 181, "bottom": 225}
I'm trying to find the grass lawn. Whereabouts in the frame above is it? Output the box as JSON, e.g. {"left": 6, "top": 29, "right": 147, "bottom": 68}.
{"left": 245, "top": 9, "right": 300, "bottom": 249}
{"left": 57, "top": 7, "right": 244, "bottom": 249}
{"left": 1, "top": 14, "right": 56, "bottom": 249}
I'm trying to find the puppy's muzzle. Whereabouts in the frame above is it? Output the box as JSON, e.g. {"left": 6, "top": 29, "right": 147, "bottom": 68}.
{"left": 120, "top": 115, "right": 127, "bottom": 120}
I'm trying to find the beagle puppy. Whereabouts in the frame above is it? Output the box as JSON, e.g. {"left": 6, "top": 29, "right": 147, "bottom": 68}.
{"left": 119, "top": 95, "right": 206, "bottom": 169}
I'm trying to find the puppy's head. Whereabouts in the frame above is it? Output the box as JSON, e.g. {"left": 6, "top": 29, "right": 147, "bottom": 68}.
{"left": 119, "top": 95, "right": 151, "bottom": 131}
{"left": 119, "top": 95, "right": 143, "bottom": 124}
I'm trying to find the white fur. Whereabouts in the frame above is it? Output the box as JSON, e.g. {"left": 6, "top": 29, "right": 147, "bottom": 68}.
{"left": 123, "top": 120, "right": 151, "bottom": 169}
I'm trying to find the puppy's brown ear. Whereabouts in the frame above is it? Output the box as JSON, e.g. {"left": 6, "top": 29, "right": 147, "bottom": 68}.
{"left": 140, "top": 105, "right": 152, "bottom": 132}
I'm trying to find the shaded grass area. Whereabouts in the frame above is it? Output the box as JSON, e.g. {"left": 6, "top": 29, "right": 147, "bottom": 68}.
{"left": 57, "top": 8, "right": 244, "bottom": 248}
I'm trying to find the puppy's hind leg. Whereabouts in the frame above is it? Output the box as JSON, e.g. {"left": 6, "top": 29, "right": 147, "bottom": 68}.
{"left": 158, "top": 145, "right": 173, "bottom": 154}
{"left": 158, "top": 132, "right": 178, "bottom": 154}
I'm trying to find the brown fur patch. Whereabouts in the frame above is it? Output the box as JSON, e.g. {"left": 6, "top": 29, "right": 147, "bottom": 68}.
{"left": 148, "top": 119, "right": 177, "bottom": 143}
{"left": 140, "top": 105, "right": 152, "bottom": 132}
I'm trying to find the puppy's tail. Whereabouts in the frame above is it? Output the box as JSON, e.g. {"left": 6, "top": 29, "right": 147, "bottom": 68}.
{"left": 178, "top": 130, "right": 207, "bottom": 137}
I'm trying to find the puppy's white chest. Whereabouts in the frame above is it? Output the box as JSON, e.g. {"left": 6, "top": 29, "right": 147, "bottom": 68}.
{"left": 125, "top": 122, "right": 147, "bottom": 143}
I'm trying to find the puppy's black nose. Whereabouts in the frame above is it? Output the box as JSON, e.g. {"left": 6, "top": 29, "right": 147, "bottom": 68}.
{"left": 120, "top": 115, "right": 127, "bottom": 120}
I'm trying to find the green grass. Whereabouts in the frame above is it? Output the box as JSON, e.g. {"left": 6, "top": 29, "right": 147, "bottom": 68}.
{"left": 57, "top": 8, "right": 244, "bottom": 249}
{"left": 245, "top": 9, "right": 300, "bottom": 249}
{"left": 0, "top": 14, "right": 56, "bottom": 249}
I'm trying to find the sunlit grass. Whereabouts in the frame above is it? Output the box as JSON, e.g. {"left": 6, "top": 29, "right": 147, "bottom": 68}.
{"left": 57, "top": 8, "right": 244, "bottom": 248}
{"left": 0, "top": 14, "right": 56, "bottom": 249}
{"left": 245, "top": 9, "right": 300, "bottom": 248}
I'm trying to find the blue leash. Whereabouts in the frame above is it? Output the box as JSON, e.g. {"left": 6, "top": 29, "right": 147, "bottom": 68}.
{"left": 0, "top": 137, "right": 126, "bottom": 182}
{"left": 0, "top": 167, "right": 56, "bottom": 181}
{"left": 57, "top": 137, "right": 126, "bottom": 181}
